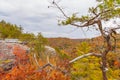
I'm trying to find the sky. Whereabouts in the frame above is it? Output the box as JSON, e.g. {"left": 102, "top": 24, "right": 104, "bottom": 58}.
{"left": 0, "top": 0, "right": 119, "bottom": 39}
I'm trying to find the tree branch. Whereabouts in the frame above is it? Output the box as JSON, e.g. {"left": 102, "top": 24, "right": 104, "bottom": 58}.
{"left": 33, "top": 53, "right": 40, "bottom": 68}
{"left": 36, "top": 63, "right": 67, "bottom": 74}
{"left": 70, "top": 10, "right": 111, "bottom": 28}
{"left": 52, "top": 1, "right": 111, "bottom": 29}
{"left": 52, "top": 1, "right": 68, "bottom": 18}
{"left": 69, "top": 53, "right": 102, "bottom": 64}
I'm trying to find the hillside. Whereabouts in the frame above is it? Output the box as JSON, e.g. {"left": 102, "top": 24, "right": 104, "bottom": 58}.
{"left": 47, "top": 37, "right": 90, "bottom": 53}
{"left": 47, "top": 34, "right": 120, "bottom": 54}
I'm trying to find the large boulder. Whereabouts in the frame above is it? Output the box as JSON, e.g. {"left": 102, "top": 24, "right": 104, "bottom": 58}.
{"left": 44, "top": 45, "right": 56, "bottom": 55}
{"left": 0, "top": 41, "right": 29, "bottom": 71}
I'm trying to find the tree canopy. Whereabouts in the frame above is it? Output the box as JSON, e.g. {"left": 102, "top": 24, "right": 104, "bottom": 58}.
{"left": 59, "top": 0, "right": 120, "bottom": 26}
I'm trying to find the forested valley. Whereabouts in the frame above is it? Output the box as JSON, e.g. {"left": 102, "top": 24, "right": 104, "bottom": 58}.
{"left": 0, "top": 0, "right": 120, "bottom": 80}
{"left": 0, "top": 20, "right": 120, "bottom": 80}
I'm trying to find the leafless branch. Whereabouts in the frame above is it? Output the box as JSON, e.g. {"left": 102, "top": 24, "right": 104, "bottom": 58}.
{"left": 52, "top": 1, "right": 68, "bottom": 18}
{"left": 33, "top": 53, "right": 40, "bottom": 68}
{"left": 109, "top": 26, "right": 120, "bottom": 51}
{"left": 69, "top": 53, "right": 102, "bottom": 64}
{"left": 36, "top": 63, "right": 67, "bottom": 74}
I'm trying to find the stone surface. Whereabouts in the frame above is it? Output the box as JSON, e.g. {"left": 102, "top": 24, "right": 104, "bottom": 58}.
{"left": 0, "top": 41, "right": 29, "bottom": 71}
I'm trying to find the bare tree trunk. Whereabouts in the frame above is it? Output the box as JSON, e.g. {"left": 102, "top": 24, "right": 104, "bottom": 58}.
{"left": 97, "top": 20, "right": 109, "bottom": 80}
{"left": 101, "top": 54, "right": 108, "bottom": 80}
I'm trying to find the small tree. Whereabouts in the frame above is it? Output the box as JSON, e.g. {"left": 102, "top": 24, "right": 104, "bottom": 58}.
{"left": 50, "top": 0, "right": 120, "bottom": 80}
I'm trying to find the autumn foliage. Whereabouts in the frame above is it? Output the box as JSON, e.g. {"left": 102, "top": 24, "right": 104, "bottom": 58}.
{"left": 0, "top": 44, "right": 70, "bottom": 80}
{"left": 13, "top": 45, "right": 29, "bottom": 64}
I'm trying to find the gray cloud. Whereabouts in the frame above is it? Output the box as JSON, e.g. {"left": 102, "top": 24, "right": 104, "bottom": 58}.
{"left": 0, "top": 11, "right": 10, "bottom": 17}
{"left": 0, "top": 0, "right": 99, "bottom": 39}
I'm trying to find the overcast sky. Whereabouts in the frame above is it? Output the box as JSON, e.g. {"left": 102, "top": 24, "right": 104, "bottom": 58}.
{"left": 0, "top": 0, "right": 119, "bottom": 39}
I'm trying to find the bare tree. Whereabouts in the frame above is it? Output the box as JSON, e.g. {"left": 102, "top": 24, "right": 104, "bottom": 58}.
{"left": 49, "top": 0, "right": 120, "bottom": 80}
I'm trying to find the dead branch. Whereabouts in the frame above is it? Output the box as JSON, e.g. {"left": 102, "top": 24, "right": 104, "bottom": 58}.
{"left": 36, "top": 63, "right": 67, "bottom": 74}
{"left": 69, "top": 53, "right": 102, "bottom": 64}
{"left": 108, "top": 26, "right": 120, "bottom": 51}
{"left": 33, "top": 53, "right": 40, "bottom": 68}
{"left": 52, "top": 1, "right": 68, "bottom": 18}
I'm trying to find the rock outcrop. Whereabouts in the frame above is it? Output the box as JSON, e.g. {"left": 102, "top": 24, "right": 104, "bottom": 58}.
{"left": 0, "top": 40, "right": 30, "bottom": 71}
